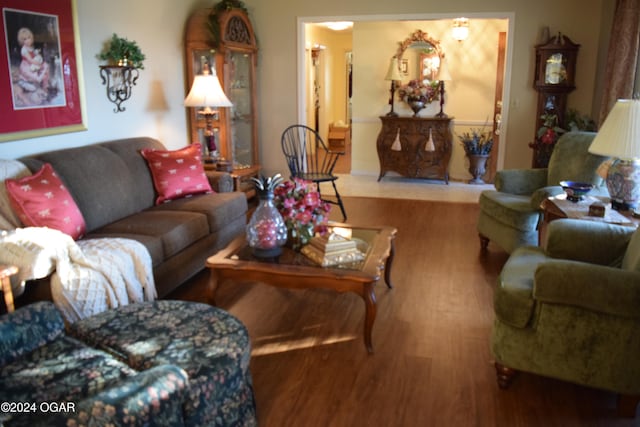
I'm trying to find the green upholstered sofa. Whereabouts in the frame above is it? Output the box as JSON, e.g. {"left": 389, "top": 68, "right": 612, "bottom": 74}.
{"left": 11, "top": 137, "right": 248, "bottom": 300}
{"left": 491, "top": 218, "right": 640, "bottom": 414}
{"left": 1, "top": 300, "right": 257, "bottom": 426}
{"left": 477, "top": 132, "right": 609, "bottom": 253}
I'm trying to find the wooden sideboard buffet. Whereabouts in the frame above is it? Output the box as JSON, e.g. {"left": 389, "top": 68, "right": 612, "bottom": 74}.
{"left": 376, "top": 116, "right": 453, "bottom": 183}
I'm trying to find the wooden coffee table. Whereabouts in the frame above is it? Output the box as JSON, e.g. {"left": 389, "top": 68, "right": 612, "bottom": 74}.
{"left": 205, "top": 224, "right": 397, "bottom": 353}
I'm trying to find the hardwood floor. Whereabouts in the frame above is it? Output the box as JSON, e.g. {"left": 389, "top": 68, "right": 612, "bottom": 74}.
{"left": 170, "top": 197, "right": 636, "bottom": 427}
{"left": 332, "top": 141, "right": 351, "bottom": 174}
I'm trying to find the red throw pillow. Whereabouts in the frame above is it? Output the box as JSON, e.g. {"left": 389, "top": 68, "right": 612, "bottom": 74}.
{"left": 141, "top": 143, "right": 213, "bottom": 204}
{"left": 6, "top": 163, "right": 86, "bottom": 240}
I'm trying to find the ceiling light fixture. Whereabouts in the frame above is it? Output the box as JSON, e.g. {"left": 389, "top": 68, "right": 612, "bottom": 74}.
{"left": 322, "top": 21, "right": 353, "bottom": 31}
{"left": 452, "top": 17, "right": 470, "bottom": 42}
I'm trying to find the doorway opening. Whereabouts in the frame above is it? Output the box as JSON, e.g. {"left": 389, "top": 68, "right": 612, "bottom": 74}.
{"left": 300, "top": 14, "right": 514, "bottom": 182}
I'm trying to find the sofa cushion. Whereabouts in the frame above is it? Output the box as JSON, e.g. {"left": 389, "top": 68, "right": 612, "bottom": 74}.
{"left": 0, "top": 302, "right": 64, "bottom": 366}
{"left": 0, "top": 159, "right": 32, "bottom": 229}
{"left": 84, "top": 232, "right": 165, "bottom": 268}
{"left": 494, "top": 246, "right": 549, "bottom": 328}
{"left": 19, "top": 138, "right": 163, "bottom": 232}
{"left": 38, "top": 365, "right": 190, "bottom": 427}
{"left": 622, "top": 227, "right": 640, "bottom": 272}
{"left": 141, "top": 143, "right": 213, "bottom": 204}
{"left": 69, "top": 301, "right": 256, "bottom": 427}
{"left": 0, "top": 335, "right": 136, "bottom": 418}
{"left": 6, "top": 163, "right": 86, "bottom": 239}
{"left": 93, "top": 210, "right": 210, "bottom": 261}
{"left": 152, "top": 191, "right": 248, "bottom": 233}
{"left": 479, "top": 190, "right": 540, "bottom": 232}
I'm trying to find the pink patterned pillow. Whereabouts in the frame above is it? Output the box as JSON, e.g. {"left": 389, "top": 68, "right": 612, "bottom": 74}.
{"left": 141, "top": 143, "right": 213, "bottom": 204}
{"left": 6, "top": 163, "right": 86, "bottom": 240}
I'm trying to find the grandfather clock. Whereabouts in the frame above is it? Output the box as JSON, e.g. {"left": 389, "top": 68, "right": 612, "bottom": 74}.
{"left": 530, "top": 33, "right": 580, "bottom": 168}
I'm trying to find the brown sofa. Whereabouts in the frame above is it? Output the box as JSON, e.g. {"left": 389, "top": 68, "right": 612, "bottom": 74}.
{"left": 16, "top": 137, "right": 248, "bottom": 300}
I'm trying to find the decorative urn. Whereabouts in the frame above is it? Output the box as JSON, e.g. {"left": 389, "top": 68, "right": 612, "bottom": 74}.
{"left": 246, "top": 174, "right": 288, "bottom": 257}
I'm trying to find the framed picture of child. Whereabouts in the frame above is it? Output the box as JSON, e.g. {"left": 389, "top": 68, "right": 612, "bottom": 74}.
{"left": 1, "top": 0, "right": 86, "bottom": 142}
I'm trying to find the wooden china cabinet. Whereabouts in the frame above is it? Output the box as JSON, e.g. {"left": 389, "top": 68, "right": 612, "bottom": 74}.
{"left": 184, "top": 7, "right": 259, "bottom": 193}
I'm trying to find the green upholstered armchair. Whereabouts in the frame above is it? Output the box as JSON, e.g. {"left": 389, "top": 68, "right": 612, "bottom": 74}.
{"left": 477, "top": 132, "right": 609, "bottom": 253}
{"left": 491, "top": 218, "right": 640, "bottom": 414}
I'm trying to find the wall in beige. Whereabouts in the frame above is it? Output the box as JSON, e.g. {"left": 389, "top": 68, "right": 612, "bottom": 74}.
{"left": 0, "top": 0, "right": 611, "bottom": 185}
{"left": 304, "top": 18, "right": 507, "bottom": 181}
{"left": 0, "top": 0, "right": 212, "bottom": 159}
{"left": 244, "top": 0, "right": 609, "bottom": 178}
{"left": 344, "top": 18, "right": 507, "bottom": 181}
{"left": 304, "top": 24, "right": 352, "bottom": 143}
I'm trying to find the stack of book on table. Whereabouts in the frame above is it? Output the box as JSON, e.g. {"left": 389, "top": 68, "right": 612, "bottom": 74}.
{"left": 301, "top": 232, "right": 365, "bottom": 267}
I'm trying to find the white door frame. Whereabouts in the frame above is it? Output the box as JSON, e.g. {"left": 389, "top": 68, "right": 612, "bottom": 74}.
{"left": 296, "top": 12, "right": 516, "bottom": 172}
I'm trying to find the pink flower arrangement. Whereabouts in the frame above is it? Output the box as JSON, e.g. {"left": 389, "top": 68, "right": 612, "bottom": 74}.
{"left": 397, "top": 79, "right": 440, "bottom": 104}
{"left": 273, "top": 178, "right": 331, "bottom": 249}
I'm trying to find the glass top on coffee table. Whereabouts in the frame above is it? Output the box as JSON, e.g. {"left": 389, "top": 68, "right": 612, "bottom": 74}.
{"left": 230, "top": 224, "right": 389, "bottom": 271}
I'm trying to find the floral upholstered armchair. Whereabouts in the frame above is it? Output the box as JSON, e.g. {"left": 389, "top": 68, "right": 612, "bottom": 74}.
{"left": 477, "top": 131, "right": 609, "bottom": 253}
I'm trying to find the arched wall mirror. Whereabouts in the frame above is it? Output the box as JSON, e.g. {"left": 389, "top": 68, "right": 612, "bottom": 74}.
{"left": 394, "top": 29, "right": 443, "bottom": 82}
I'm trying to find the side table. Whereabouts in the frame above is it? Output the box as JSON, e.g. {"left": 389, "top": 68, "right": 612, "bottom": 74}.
{"left": 1, "top": 265, "right": 19, "bottom": 313}
{"left": 205, "top": 163, "right": 261, "bottom": 199}
{"left": 540, "top": 195, "right": 639, "bottom": 244}
{"left": 230, "top": 165, "right": 261, "bottom": 199}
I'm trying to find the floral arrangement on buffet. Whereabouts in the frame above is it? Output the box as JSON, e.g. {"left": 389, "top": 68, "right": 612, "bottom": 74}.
{"left": 397, "top": 79, "right": 440, "bottom": 105}
{"left": 273, "top": 178, "right": 331, "bottom": 251}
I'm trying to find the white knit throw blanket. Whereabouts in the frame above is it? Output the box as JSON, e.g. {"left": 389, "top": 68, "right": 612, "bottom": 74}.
{"left": 0, "top": 227, "right": 156, "bottom": 323}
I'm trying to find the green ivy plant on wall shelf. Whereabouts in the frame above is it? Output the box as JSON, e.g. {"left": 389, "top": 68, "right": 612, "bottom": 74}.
{"left": 207, "top": 0, "right": 249, "bottom": 48}
{"left": 98, "top": 33, "right": 146, "bottom": 69}
{"left": 97, "top": 34, "right": 146, "bottom": 113}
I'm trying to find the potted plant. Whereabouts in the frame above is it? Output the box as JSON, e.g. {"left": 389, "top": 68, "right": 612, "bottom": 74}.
{"left": 528, "top": 106, "right": 566, "bottom": 168}
{"left": 98, "top": 33, "right": 146, "bottom": 69}
{"left": 565, "top": 108, "right": 597, "bottom": 131}
{"left": 458, "top": 128, "right": 493, "bottom": 184}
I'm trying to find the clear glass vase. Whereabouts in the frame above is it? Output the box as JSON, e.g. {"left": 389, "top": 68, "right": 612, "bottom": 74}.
{"left": 246, "top": 192, "right": 288, "bottom": 257}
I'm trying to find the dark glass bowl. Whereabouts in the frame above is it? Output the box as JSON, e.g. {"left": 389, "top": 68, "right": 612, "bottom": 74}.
{"left": 560, "top": 180, "right": 593, "bottom": 202}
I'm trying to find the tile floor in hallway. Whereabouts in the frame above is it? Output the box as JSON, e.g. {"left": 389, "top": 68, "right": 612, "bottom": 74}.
{"left": 333, "top": 173, "right": 492, "bottom": 204}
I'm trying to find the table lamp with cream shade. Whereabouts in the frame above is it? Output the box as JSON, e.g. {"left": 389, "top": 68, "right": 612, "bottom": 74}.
{"left": 184, "top": 64, "right": 232, "bottom": 161}
{"left": 435, "top": 55, "right": 452, "bottom": 118}
{"left": 588, "top": 99, "right": 640, "bottom": 211}
{"left": 384, "top": 57, "right": 403, "bottom": 117}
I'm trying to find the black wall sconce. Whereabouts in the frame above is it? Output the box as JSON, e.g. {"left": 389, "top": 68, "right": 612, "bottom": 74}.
{"left": 100, "top": 65, "right": 139, "bottom": 113}
{"left": 97, "top": 34, "right": 145, "bottom": 113}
